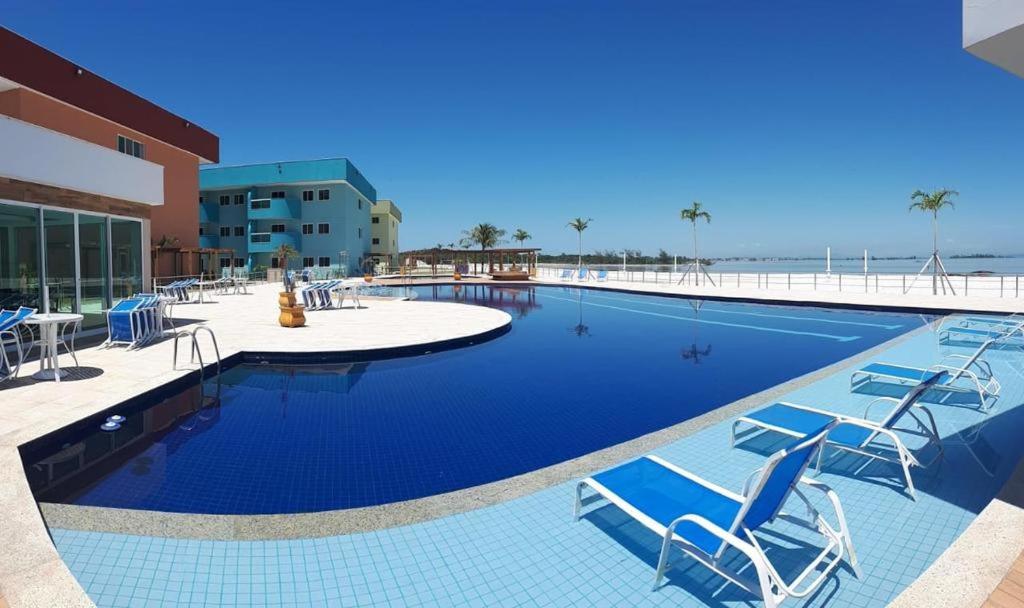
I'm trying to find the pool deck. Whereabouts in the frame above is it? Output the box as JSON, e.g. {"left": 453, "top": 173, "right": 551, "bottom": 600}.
{"left": 2, "top": 280, "right": 1024, "bottom": 607}
{"left": 0, "top": 283, "right": 510, "bottom": 608}
{"left": 530, "top": 274, "right": 1024, "bottom": 314}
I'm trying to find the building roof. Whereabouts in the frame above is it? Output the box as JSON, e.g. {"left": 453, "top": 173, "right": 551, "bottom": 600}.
{"left": 200, "top": 158, "right": 377, "bottom": 202}
{"left": 372, "top": 199, "right": 402, "bottom": 222}
{"left": 0, "top": 27, "right": 219, "bottom": 163}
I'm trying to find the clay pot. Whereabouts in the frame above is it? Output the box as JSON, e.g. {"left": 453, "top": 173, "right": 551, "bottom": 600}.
{"left": 278, "top": 305, "right": 306, "bottom": 328}
{"left": 279, "top": 291, "right": 297, "bottom": 308}
{"left": 453, "top": 272, "right": 462, "bottom": 281}
{"left": 363, "top": 274, "right": 373, "bottom": 283}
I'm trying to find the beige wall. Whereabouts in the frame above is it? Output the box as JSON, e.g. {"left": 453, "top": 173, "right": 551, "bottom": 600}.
{"left": 0, "top": 88, "right": 201, "bottom": 277}
{"left": 371, "top": 199, "right": 401, "bottom": 260}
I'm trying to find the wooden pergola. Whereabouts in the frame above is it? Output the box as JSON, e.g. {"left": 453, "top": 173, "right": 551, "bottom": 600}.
{"left": 398, "top": 247, "right": 541, "bottom": 276}
{"left": 151, "top": 246, "right": 236, "bottom": 280}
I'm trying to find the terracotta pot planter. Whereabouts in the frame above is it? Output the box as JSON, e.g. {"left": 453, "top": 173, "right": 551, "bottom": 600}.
{"left": 453, "top": 272, "right": 462, "bottom": 281}
{"left": 278, "top": 291, "right": 296, "bottom": 308}
{"left": 278, "top": 305, "right": 306, "bottom": 328}
{"left": 363, "top": 274, "right": 373, "bottom": 283}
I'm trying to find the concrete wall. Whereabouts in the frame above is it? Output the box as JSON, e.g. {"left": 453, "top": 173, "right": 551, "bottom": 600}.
{"left": 0, "top": 115, "right": 163, "bottom": 205}
{"left": 964, "top": 0, "right": 1024, "bottom": 77}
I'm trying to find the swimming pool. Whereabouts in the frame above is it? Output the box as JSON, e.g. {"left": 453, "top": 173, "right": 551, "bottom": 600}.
{"left": 23, "top": 285, "right": 924, "bottom": 514}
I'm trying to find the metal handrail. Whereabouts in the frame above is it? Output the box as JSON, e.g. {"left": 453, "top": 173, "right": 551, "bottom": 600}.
{"left": 172, "top": 325, "right": 222, "bottom": 377}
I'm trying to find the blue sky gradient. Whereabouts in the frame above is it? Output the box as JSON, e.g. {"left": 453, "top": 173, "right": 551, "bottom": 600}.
{"left": 3, "top": 0, "right": 1022, "bottom": 257}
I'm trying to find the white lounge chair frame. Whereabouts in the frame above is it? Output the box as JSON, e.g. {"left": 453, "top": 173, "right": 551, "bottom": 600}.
{"left": 851, "top": 340, "right": 1000, "bottom": 411}
{"left": 731, "top": 397, "right": 942, "bottom": 501}
{"left": 574, "top": 430, "right": 860, "bottom": 608}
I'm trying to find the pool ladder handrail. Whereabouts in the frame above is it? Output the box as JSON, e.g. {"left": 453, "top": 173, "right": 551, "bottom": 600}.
{"left": 172, "top": 325, "right": 222, "bottom": 379}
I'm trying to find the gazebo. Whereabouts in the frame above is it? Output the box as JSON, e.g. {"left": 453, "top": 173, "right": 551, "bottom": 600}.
{"left": 151, "top": 245, "right": 237, "bottom": 281}
{"left": 398, "top": 247, "right": 541, "bottom": 278}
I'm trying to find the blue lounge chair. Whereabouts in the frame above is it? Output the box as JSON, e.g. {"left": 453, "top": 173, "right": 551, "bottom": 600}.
{"left": 851, "top": 339, "right": 999, "bottom": 410}
{"left": 104, "top": 299, "right": 147, "bottom": 349}
{"left": 595, "top": 270, "right": 609, "bottom": 282}
{"left": 1, "top": 306, "right": 37, "bottom": 382}
{"left": 732, "top": 371, "right": 947, "bottom": 500}
{"left": 558, "top": 269, "right": 573, "bottom": 281}
{"left": 939, "top": 322, "right": 1023, "bottom": 346}
{"left": 574, "top": 423, "right": 859, "bottom": 607}
{"left": 577, "top": 268, "right": 590, "bottom": 281}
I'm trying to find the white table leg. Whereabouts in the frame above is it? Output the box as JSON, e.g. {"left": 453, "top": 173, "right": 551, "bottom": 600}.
{"left": 49, "top": 324, "right": 60, "bottom": 383}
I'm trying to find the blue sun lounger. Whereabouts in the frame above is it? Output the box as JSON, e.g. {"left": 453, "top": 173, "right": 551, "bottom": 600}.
{"left": 939, "top": 322, "right": 1023, "bottom": 346}
{"left": 851, "top": 339, "right": 1000, "bottom": 410}
{"left": 558, "top": 269, "right": 573, "bottom": 281}
{"left": 577, "top": 268, "right": 590, "bottom": 281}
{"left": 595, "top": 270, "right": 609, "bottom": 282}
{"left": 575, "top": 423, "right": 859, "bottom": 608}
{"left": 732, "top": 371, "right": 947, "bottom": 500}
{"left": 1, "top": 306, "right": 37, "bottom": 382}
{"left": 103, "top": 299, "right": 147, "bottom": 349}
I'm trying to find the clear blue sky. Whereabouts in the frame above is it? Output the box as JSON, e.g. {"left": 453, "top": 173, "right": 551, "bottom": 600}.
{"left": 4, "top": 0, "right": 1022, "bottom": 258}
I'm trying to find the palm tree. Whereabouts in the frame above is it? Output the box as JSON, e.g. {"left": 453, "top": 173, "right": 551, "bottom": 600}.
{"left": 275, "top": 243, "right": 300, "bottom": 293}
{"left": 567, "top": 217, "right": 591, "bottom": 269}
{"left": 680, "top": 201, "right": 712, "bottom": 285}
{"left": 512, "top": 229, "right": 531, "bottom": 246}
{"left": 461, "top": 223, "right": 506, "bottom": 272}
{"left": 909, "top": 188, "right": 958, "bottom": 295}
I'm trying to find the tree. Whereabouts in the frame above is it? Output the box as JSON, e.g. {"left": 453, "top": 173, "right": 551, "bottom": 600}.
{"left": 512, "top": 229, "right": 532, "bottom": 246}
{"left": 461, "top": 223, "right": 506, "bottom": 272}
{"left": 566, "top": 217, "right": 591, "bottom": 269}
{"left": 680, "top": 201, "right": 712, "bottom": 285}
{"left": 909, "top": 188, "right": 958, "bottom": 295}
{"left": 275, "top": 243, "right": 300, "bottom": 292}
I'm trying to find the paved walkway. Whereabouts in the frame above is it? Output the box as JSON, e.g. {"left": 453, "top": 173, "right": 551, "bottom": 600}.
{"left": 0, "top": 283, "right": 510, "bottom": 608}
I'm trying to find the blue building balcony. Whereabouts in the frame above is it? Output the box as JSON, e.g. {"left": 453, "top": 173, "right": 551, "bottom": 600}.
{"left": 248, "top": 197, "right": 300, "bottom": 220}
{"left": 199, "top": 201, "right": 219, "bottom": 223}
{"left": 199, "top": 235, "right": 220, "bottom": 248}
{"left": 249, "top": 231, "right": 299, "bottom": 253}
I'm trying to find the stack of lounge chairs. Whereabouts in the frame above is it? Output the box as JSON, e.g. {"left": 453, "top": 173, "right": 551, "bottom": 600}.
{"left": 573, "top": 311, "right": 1018, "bottom": 607}
{"left": 1, "top": 306, "right": 37, "bottom": 382}
{"left": 103, "top": 294, "right": 167, "bottom": 349}
{"left": 158, "top": 278, "right": 198, "bottom": 303}
{"left": 302, "top": 280, "right": 342, "bottom": 310}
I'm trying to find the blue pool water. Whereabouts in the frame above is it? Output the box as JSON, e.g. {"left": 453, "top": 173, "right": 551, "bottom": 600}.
{"left": 24, "top": 285, "right": 924, "bottom": 514}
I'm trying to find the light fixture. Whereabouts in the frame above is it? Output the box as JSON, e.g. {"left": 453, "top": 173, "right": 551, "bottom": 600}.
{"left": 75, "top": 67, "right": 83, "bottom": 76}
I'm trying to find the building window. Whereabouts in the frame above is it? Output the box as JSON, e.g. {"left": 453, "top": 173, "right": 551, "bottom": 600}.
{"left": 372, "top": 237, "right": 380, "bottom": 245}
{"left": 219, "top": 226, "right": 230, "bottom": 237}
{"left": 318, "top": 189, "right": 330, "bottom": 201}
{"left": 235, "top": 258, "right": 245, "bottom": 268}
{"left": 219, "top": 195, "right": 230, "bottom": 206}
{"left": 251, "top": 199, "right": 270, "bottom": 210}
{"left": 318, "top": 223, "right": 330, "bottom": 234}
{"left": 233, "top": 226, "right": 245, "bottom": 237}
{"left": 251, "top": 233, "right": 270, "bottom": 243}
{"left": 219, "top": 258, "right": 232, "bottom": 268}
{"left": 271, "top": 256, "right": 280, "bottom": 268}
{"left": 271, "top": 224, "right": 285, "bottom": 233}
{"left": 233, "top": 194, "right": 245, "bottom": 205}
{"left": 371, "top": 216, "right": 380, "bottom": 224}
{"left": 302, "top": 190, "right": 314, "bottom": 202}
{"left": 199, "top": 196, "right": 205, "bottom": 204}
{"left": 302, "top": 257, "right": 314, "bottom": 268}
{"left": 358, "top": 227, "right": 362, "bottom": 239}
{"left": 358, "top": 199, "right": 362, "bottom": 210}
{"left": 117, "top": 135, "right": 145, "bottom": 159}
{"left": 271, "top": 191, "right": 285, "bottom": 199}
{"left": 301, "top": 223, "right": 313, "bottom": 235}
{"left": 318, "top": 257, "right": 331, "bottom": 267}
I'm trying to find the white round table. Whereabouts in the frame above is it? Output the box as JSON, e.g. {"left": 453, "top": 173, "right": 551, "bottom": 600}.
{"left": 23, "top": 313, "right": 83, "bottom": 382}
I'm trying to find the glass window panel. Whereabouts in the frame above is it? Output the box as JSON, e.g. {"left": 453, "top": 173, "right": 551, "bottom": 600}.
{"left": 77, "top": 214, "right": 109, "bottom": 329}
{"left": 43, "top": 209, "right": 76, "bottom": 315}
{"left": 111, "top": 219, "right": 142, "bottom": 300}
{"left": 0, "top": 203, "right": 41, "bottom": 311}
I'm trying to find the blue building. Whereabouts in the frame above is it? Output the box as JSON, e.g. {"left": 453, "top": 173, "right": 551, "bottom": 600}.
{"left": 198, "top": 159, "right": 376, "bottom": 275}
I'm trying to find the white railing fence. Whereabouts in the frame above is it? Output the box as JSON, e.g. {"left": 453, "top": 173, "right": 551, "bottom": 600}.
{"left": 535, "top": 264, "right": 1024, "bottom": 298}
